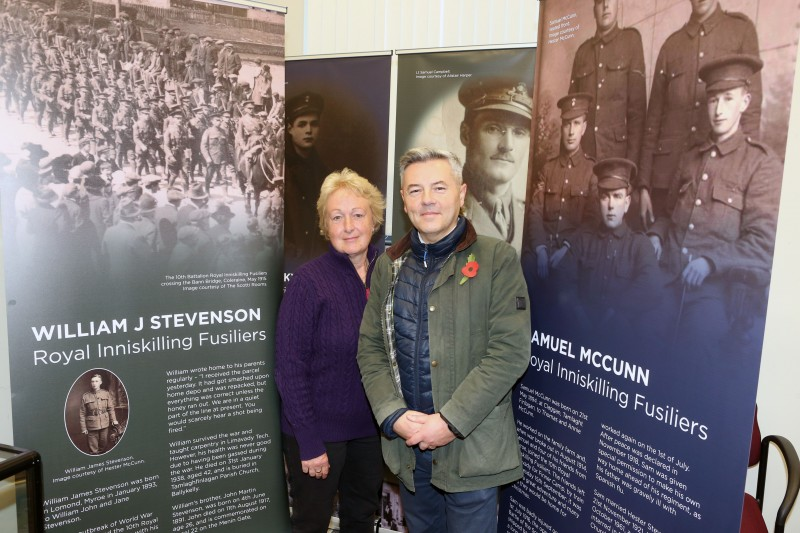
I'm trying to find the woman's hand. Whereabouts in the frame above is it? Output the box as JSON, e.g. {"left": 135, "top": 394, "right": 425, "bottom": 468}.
{"left": 301, "top": 453, "right": 330, "bottom": 479}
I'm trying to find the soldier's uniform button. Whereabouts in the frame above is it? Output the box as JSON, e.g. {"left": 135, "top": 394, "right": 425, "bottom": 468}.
{"left": 598, "top": 83, "right": 602, "bottom": 89}
{"left": 682, "top": 247, "right": 689, "bottom": 255}
{"left": 691, "top": 126, "right": 696, "bottom": 132}
{"left": 699, "top": 51, "right": 704, "bottom": 59}
{"left": 695, "top": 101, "right": 700, "bottom": 108}
{"left": 727, "top": 197, "right": 733, "bottom": 203}
{"left": 594, "top": 126, "right": 599, "bottom": 131}
{"left": 702, "top": 173, "right": 708, "bottom": 181}
{"left": 695, "top": 199, "right": 702, "bottom": 206}
{"left": 598, "top": 63, "right": 603, "bottom": 68}
{"left": 596, "top": 105, "right": 600, "bottom": 110}
{"left": 429, "top": 305, "right": 435, "bottom": 312}
{"left": 600, "top": 44, "right": 604, "bottom": 49}
{"left": 561, "top": 198, "right": 565, "bottom": 203}
{"left": 710, "top": 151, "right": 717, "bottom": 158}
{"left": 700, "top": 30, "right": 705, "bottom": 37}
{"left": 688, "top": 223, "right": 695, "bottom": 230}
{"left": 565, "top": 179, "right": 569, "bottom": 184}
{"left": 558, "top": 216, "right": 563, "bottom": 220}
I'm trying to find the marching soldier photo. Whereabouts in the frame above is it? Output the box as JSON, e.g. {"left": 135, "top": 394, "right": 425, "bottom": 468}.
{"left": 0, "top": 0, "right": 286, "bottom": 298}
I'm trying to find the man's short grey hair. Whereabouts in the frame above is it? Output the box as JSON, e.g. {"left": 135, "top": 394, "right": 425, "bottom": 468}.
{"left": 398, "top": 147, "right": 463, "bottom": 186}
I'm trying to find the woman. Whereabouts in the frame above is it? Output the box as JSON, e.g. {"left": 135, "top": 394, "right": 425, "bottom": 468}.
{"left": 276, "top": 168, "right": 385, "bottom": 532}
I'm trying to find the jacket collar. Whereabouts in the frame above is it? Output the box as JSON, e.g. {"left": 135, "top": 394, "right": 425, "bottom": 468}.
{"left": 387, "top": 217, "right": 478, "bottom": 260}
{"left": 699, "top": 129, "right": 745, "bottom": 157}
{"left": 594, "top": 24, "right": 621, "bottom": 45}
{"left": 685, "top": 4, "right": 724, "bottom": 38}
{"left": 559, "top": 146, "right": 585, "bottom": 168}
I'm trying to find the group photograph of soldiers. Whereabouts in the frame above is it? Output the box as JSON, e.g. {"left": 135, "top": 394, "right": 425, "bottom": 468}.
{"left": 0, "top": 0, "right": 286, "bottom": 298}
{"left": 523, "top": 0, "right": 798, "bottom": 359}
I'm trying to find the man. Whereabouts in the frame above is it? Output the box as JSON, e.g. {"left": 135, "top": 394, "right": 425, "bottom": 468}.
{"left": 648, "top": 54, "right": 779, "bottom": 352}
{"left": 164, "top": 106, "right": 190, "bottom": 188}
{"left": 637, "top": 0, "right": 761, "bottom": 228}
{"left": 200, "top": 112, "right": 229, "bottom": 191}
{"left": 570, "top": 0, "right": 646, "bottom": 163}
{"left": 556, "top": 158, "right": 663, "bottom": 344}
{"left": 526, "top": 93, "right": 599, "bottom": 280}
{"left": 358, "top": 148, "right": 531, "bottom": 532}
{"left": 458, "top": 77, "right": 531, "bottom": 250}
{"left": 79, "top": 373, "right": 119, "bottom": 455}
{"left": 283, "top": 92, "right": 329, "bottom": 268}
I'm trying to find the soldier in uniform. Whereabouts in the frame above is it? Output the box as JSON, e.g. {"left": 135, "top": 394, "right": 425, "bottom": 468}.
{"left": 638, "top": 0, "right": 761, "bottom": 228}
{"left": 283, "top": 92, "right": 329, "bottom": 268}
{"left": 79, "top": 373, "right": 119, "bottom": 455}
{"left": 40, "top": 70, "right": 59, "bottom": 136}
{"left": 648, "top": 55, "right": 779, "bottom": 354}
{"left": 133, "top": 107, "right": 158, "bottom": 175}
{"left": 15, "top": 62, "right": 32, "bottom": 122}
{"left": 92, "top": 92, "right": 114, "bottom": 148}
{"left": 112, "top": 99, "right": 135, "bottom": 169}
{"left": 458, "top": 76, "right": 531, "bottom": 250}
{"left": 569, "top": 0, "right": 646, "bottom": 164}
{"left": 526, "top": 93, "right": 599, "bottom": 280}
{"left": 200, "top": 111, "right": 229, "bottom": 191}
{"left": 556, "top": 158, "right": 663, "bottom": 346}
{"left": 73, "top": 84, "right": 93, "bottom": 140}
{"left": 57, "top": 70, "right": 77, "bottom": 144}
{"left": 163, "top": 106, "right": 190, "bottom": 188}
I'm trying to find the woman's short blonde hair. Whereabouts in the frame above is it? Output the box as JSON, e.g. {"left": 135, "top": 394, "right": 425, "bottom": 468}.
{"left": 316, "top": 168, "right": 386, "bottom": 238}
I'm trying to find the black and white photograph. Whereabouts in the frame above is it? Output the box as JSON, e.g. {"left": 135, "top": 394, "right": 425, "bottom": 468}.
{"left": 0, "top": 0, "right": 285, "bottom": 300}
{"left": 65, "top": 368, "right": 128, "bottom": 456}
{"left": 393, "top": 48, "right": 536, "bottom": 250}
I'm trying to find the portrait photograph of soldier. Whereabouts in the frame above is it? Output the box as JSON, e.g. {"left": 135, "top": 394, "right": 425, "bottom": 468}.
{"left": 0, "top": 0, "right": 286, "bottom": 302}
{"left": 283, "top": 55, "right": 391, "bottom": 275}
{"left": 525, "top": 0, "right": 800, "bottom": 361}
{"left": 65, "top": 368, "right": 129, "bottom": 456}
{"left": 513, "top": 2, "right": 800, "bottom": 530}
{"left": 393, "top": 48, "right": 536, "bottom": 250}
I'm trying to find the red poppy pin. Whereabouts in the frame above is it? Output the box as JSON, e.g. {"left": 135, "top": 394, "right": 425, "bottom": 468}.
{"left": 459, "top": 254, "right": 479, "bottom": 285}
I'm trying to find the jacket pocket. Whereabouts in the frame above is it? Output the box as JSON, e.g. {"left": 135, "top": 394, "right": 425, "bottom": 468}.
{"left": 457, "top": 403, "right": 520, "bottom": 477}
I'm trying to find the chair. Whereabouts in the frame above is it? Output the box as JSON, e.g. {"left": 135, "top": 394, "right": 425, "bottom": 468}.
{"left": 740, "top": 407, "right": 800, "bottom": 533}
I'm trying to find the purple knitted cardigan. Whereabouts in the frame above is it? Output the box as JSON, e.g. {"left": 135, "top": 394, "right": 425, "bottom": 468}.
{"left": 275, "top": 244, "right": 380, "bottom": 460}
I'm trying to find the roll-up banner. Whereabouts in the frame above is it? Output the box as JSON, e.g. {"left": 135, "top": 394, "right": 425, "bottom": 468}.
{"left": 393, "top": 48, "right": 536, "bottom": 250}
{"left": 284, "top": 54, "right": 391, "bottom": 276}
{"left": 0, "top": 1, "right": 290, "bottom": 531}
{"left": 500, "top": 1, "right": 800, "bottom": 531}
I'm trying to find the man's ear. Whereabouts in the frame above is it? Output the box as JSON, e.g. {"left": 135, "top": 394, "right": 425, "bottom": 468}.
{"left": 460, "top": 121, "right": 470, "bottom": 147}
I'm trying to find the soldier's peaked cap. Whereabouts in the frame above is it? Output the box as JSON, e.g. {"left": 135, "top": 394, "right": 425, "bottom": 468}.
{"left": 699, "top": 54, "right": 763, "bottom": 93}
{"left": 557, "top": 93, "right": 593, "bottom": 120}
{"left": 593, "top": 157, "right": 637, "bottom": 190}
{"left": 458, "top": 77, "right": 532, "bottom": 120}
{"left": 286, "top": 92, "right": 324, "bottom": 123}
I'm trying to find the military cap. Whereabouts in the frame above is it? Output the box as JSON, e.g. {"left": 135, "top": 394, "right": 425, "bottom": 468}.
{"left": 215, "top": 39, "right": 224, "bottom": 45}
{"left": 224, "top": 42, "right": 233, "bottom": 48}
{"left": 188, "top": 183, "right": 208, "bottom": 200}
{"left": 21, "top": 142, "right": 48, "bottom": 159}
{"left": 138, "top": 193, "right": 157, "bottom": 213}
{"left": 211, "top": 203, "right": 235, "bottom": 220}
{"left": 557, "top": 93, "right": 593, "bottom": 120}
{"left": 180, "top": 82, "right": 191, "bottom": 90}
{"left": 119, "top": 199, "right": 141, "bottom": 220}
{"left": 120, "top": 12, "right": 129, "bottom": 18}
{"left": 96, "top": 145, "right": 113, "bottom": 155}
{"left": 286, "top": 92, "right": 324, "bottom": 123}
{"left": 699, "top": 54, "right": 764, "bottom": 93}
{"left": 168, "top": 105, "right": 183, "bottom": 116}
{"left": 78, "top": 136, "right": 94, "bottom": 147}
{"left": 188, "top": 33, "right": 198, "bottom": 40}
{"left": 167, "top": 187, "right": 185, "bottom": 202}
{"left": 212, "top": 83, "right": 223, "bottom": 90}
{"left": 171, "top": 26, "right": 180, "bottom": 31}
{"left": 192, "top": 77, "right": 204, "bottom": 84}
{"left": 142, "top": 174, "right": 161, "bottom": 185}
{"left": 458, "top": 77, "right": 533, "bottom": 120}
{"left": 203, "top": 37, "right": 213, "bottom": 43}
{"left": 593, "top": 158, "right": 637, "bottom": 191}
{"left": 208, "top": 111, "right": 222, "bottom": 118}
